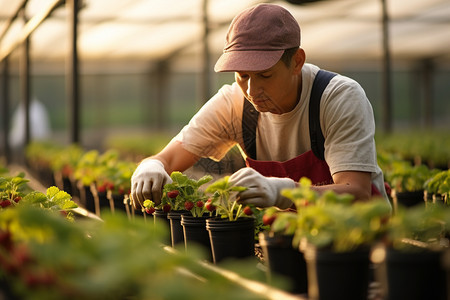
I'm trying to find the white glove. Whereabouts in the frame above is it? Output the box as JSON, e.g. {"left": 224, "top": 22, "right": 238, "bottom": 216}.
{"left": 131, "top": 159, "right": 172, "bottom": 208}
{"left": 229, "top": 167, "right": 296, "bottom": 209}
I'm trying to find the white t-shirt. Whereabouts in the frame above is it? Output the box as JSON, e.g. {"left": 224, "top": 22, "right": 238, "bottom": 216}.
{"left": 174, "top": 63, "right": 388, "bottom": 200}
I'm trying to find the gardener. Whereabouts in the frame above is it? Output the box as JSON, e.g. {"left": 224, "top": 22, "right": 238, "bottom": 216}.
{"left": 131, "top": 3, "right": 389, "bottom": 210}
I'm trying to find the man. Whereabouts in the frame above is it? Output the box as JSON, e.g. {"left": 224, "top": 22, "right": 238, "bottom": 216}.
{"left": 131, "top": 3, "right": 389, "bottom": 210}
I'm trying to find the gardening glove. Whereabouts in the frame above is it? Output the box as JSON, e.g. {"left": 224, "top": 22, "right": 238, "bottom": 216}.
{"left": 131, "top": 159, "right": 172, "bottom": 209}
{"left": 229, "top": 167, "right": 296, "bottom": 209}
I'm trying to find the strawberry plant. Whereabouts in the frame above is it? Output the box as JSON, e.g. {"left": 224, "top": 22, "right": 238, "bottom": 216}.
{"left": 0, "top": 171, "right": 78, "bottom": 221}
{"left": 424, "top": 169, "right": 450, "bottom": 203}
{"left": 278, "top": 177, "right": 391, "bottom": 252}
{"left": 204, "top": 176, "right": 249, "bottom": 221}
{"left": 387, "top": 202, "right": 450, "bottom": 251}
{"left": 0, "top": 172, "right": 32, "bottom": 208}
{"left": 385, "top": 160, "right": 440, "bottom": 193}
{"left": 0, "top": 204, "right": 261, "bottom": 300}
{"left": 158, "top": 172, "right": 213, "bottom": 216}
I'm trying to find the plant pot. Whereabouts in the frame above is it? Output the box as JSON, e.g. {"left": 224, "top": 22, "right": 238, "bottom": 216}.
{"left": 385, "top": 248, "right": 447, "bottom": 300}
{"left": 304, "top": 246, "right": 371, "bottom": 300}
{"left": 153, "top": 209, "right": 171, "bottom": 245}
{"left": 181, "top": 214, "right": 213, "bottom": 261}
{"left": 258, "top": 232, "right": 308, "bottom": 295}
{"left": 78, "top": 185, "right": 95, "bottom": 213}
{"left": 206, "top": 217, "right": 255, "bottom": 264}
{"left": 167, "top": 210, "right": 189, "bottom": 248}
{"left": 392, "top": 190, "right": 424, "bottom": 211}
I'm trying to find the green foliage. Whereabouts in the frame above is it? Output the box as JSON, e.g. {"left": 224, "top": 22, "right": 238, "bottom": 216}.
{"left": 50, "top": 144, "right": 84, "bottom": 176}
{"left": 387, "top": 203, "right": 449, "bottom": 251}
{"left": 385, "top": 160, "right": 440, "bottom": 193}
{"left": 275, "top": 178, "right": 392, "bottom": 252}
{"left": 0, "top": 172, "right": 32, "bottom": 203}
{"left": 205, "top": 176, "right": 248, "bottom": 221}
{"left": 424, "top": 169, "right": 450, "bottom": 202}
{"left": 0, "top": 206, "right": 266, "bottom": 300}
{"left": 160, "top": 171, "right": 213, "bottom": 213}
{"left": 73, "top": 149, "right": 100, "bottom": 186}
{"left": 0, "top": 170, "right": 78, "bottom": 222}
{"left": 376, "top": 130, "right": 450, "bottom": 169}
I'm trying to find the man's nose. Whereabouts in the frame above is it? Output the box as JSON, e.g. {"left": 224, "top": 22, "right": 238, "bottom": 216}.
{"left": 247, "top": 77, "right": 260, "bottom": 98}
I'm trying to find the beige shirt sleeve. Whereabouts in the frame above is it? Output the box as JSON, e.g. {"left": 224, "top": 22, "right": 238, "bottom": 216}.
{"left": 172, "top": 83, "right": 244, "bottom": 161}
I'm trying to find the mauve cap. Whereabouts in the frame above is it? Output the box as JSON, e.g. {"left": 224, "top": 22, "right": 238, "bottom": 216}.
{"left": 214, "top": 4, "right": 301, "bottom": 73}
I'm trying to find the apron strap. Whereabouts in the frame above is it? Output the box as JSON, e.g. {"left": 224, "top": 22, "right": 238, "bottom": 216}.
{"left": 309, "top": 69, "right": 337, "bottom": 160}
{"left": 241, "top": 69, "right": 337, "bottom": 161}
{"left": 242, "top": 97, "right": 259, "bottom": 159}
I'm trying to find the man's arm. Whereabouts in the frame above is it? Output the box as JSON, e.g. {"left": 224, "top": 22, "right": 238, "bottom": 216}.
{"left": 152, "top": 140, "right": 200, "bottom": 174}
{"left": 312, "top": 170, "right": 372, "bottom": 201}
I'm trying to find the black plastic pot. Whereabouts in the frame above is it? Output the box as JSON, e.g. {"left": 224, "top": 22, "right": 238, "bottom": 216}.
{"left": 167, "top": 210, "right": 189, "bottom": 248}
{"left": 258, "top": 232, "right": 308, "bottom": 295}
{"left": 386, "top": 248, "right": 447, "bottom": 300}
{"left": 79, "top": 185, "right": 95, "bottom": 213}
{"left": 304, "top": 246, "right": 371, "bottom": 300}
{"left": 393, "top": 190, "right": 425, "bottom": 210}
{"left": 181, "top": 214, "right": 212, "bottom": 261}
{"left": 153, "top": 209, "right": 171, "bottom": 245}
{"left": 206, "top": 217, "right": 255, "bottom": 264}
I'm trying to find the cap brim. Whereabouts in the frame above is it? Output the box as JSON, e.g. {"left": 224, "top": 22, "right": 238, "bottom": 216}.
{"left": 214, "top": 50, "right": 284, "bottom": 72}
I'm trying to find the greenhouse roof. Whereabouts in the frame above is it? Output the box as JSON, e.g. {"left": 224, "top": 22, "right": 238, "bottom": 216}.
{"left": 1, "top": 0, "right": 450, "bottom": 70}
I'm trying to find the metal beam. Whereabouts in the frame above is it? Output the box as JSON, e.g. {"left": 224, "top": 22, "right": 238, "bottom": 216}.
{"left": 381, "top": 0, "right": 392, "bottom": 133}
{"left": 201, "top": 0, "right": 211, "bottom": 105}
{"left": 1, "top": 58, "right": 10, "bottom": 163}
{"left": 66, "top": 0, "right": 80, "bottom": 144}
{"left": 20, "top": 9, "right": 31, "bottom": 150}
{"left": 0, "top": 0, "right": 28, "bottom": 43}
{"left": 0, "top": 0, "right": 63, "bottom": 62}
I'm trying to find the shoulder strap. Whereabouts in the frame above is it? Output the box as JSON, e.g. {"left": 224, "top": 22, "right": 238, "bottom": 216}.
{"left": 241, "top": 69, "right": 337, "bottom": 161}
{"left": 242, "top": 99, "right": 259, "bottom": 159}
{"left": 309, "top": 69, "right": 337, "bottom": 161}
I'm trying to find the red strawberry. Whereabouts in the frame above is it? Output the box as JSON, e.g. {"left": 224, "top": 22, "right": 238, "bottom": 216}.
{"left": 0, "top": 230, "right": 12, "bottom": 251}
{"left": 14, "top": 196, "right": 21, "bottom": 203}
{"left": 163, "top": 204, "right": 171, "bottom": 213}
{"left": 97, "top": 184, "right": 106, "bottom": 193}
{"left": 205, "top": 199, "right": 216, "bottom": 212}
{"left": 106, "top": 182, "right": 115, "bottom": 191}
{"left": 62, "top": 165, "right": 72, "bottom": 177}
{"left": 167, "top": 190, "right": 179, "bottom": 198}
{"left": 184, "top": 201, "right": 194, "bottom": 211}
{"left": 145, "top": 207, "right": 156, "bottom": 215}
{"left": 243, "top": 206, "right": 253, "bottom": 216}
{"left": 196, "top": 201, "right": 204, "bottom": 208}
{"left": 118, "top": 187, "right": 125, "bottom": 195}
{"left": 262, "top": 214, "right": 276, "bottom": 226}
{"left": 0, "top": 200, "right": 11, "bottom": 208}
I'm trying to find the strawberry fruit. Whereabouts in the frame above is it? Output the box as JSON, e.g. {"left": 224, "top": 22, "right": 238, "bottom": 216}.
{"left": 205, "top": 199, "right": 216, "bottom": 212}
{"left": 145, "top": 207, "right": 156, "bottom": 215}
{"left": 243, "top": 206, "right": 253, "bottom": 216}
{"left": 184, "top": 201, "right": 194, "bottom": 211}
{"left": 262, "top": 214, "right": 276, "bottom": 226}
{"left": 162, "top": 204, "right": 171, "bottom": 213}
{"left": 167, "top": 190, "right": 179, "bottom": 198}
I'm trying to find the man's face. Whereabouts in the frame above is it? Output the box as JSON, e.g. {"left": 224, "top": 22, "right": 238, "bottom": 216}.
{"left": 235, "top": 58, "right": 300, "bottom": 114}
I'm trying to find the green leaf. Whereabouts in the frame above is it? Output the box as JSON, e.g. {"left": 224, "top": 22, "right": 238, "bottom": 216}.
{"left": 23, "top": 191, "right": 47, "bottom": 204}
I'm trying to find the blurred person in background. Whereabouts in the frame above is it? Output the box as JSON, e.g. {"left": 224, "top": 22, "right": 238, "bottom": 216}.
{"left": 9, "top": 97, "right": 51, "bottom": 148}
{"left": 131, "top": 3, "right": 389, "bottom": 210}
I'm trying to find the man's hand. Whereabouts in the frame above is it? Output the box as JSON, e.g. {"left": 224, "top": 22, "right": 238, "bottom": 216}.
{"left": 131, "top": 159, "right": 172, "bottom": 209}
{"left": 229, "top": 167, "right": 296, "bottom": 209}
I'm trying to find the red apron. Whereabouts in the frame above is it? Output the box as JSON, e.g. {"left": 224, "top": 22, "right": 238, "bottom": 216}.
{"left": 245, "top": 150, "right": 384, "bottom": 196}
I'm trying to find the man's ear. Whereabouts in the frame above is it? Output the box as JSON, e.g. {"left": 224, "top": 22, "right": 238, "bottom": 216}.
{"left": 292, "top": 48, "right": 306, "bottom": 75}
